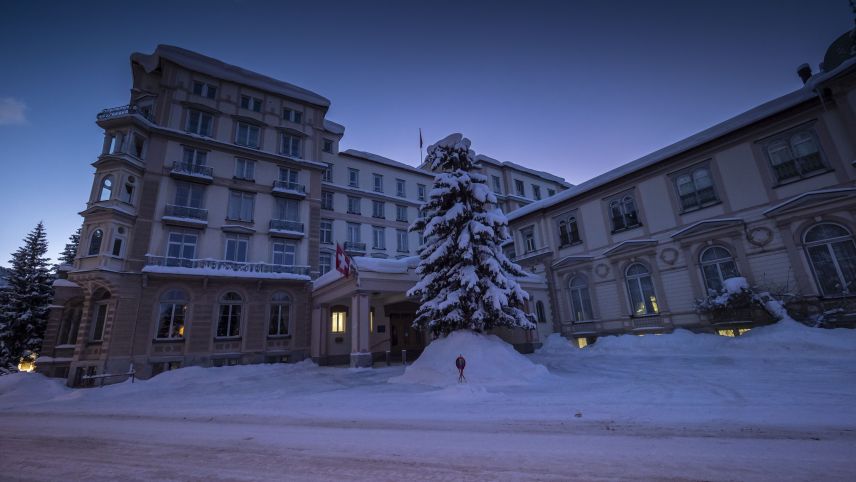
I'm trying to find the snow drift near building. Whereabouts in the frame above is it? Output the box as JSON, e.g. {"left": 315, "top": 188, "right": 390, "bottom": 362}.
{"left": 390, "top": 330, "right": 549, "bottom": 387}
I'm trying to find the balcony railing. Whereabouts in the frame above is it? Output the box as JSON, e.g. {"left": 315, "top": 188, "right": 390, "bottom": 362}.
{"left": 171, "top": 161, "right": 214, "bottom": 178}
{"left": 272, "top": 180, "right": 306, "bottom": 194}
{"left": 145, "top": 256, "right": 310, "bottom": 276}
{"left": 164, "top": 204, "right": 208, "bottom": 221}
{"left": 269, "top": 219, "right": 304, "bottom": 233}
{"left": 344, "top": 241, "right": 367, "bottom": 253}
{"left": 96, "top": 104, "right": 154, "bottom": 122}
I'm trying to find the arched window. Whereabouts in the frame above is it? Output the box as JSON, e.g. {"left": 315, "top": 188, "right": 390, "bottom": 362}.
{"left": 217, "top": 292, "right": 242, "bottom": 338}
{"left": 625, "top": 263, "right": 659, "bottom": 316}
{"left": 90, "top": 289, "right": 111, "bottom": 342}
{"left": 535, "top": 301, "right": 547, "bottom": 324}
{"left": 804, "top": 223, "right": 856, "bottom": 296}
{"left": 98, "top": 176, "right": 113, "bottom": 201}
{"left": 568, "top": 275, "right": 593, "bottom": 322}
{"left": 700, "top": 246, "right": 740, "bottom": 293}
{"left": 88, "top": 229, "right": 103, "bottom": 256}
{"left": 119, "top": 175, "right": 135, "bottom": 204}
{"left": 157, "top": 289, "right": 188, "bottom": 339}
{"left": 269, "top": 292, "right": 291, "bottom": 336}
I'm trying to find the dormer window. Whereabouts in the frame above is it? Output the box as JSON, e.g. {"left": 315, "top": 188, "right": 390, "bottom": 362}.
{"left": 241, "top": 95, "right": 262, "bottom": 112}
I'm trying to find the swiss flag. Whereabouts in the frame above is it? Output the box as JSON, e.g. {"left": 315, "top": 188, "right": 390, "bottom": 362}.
{"left": 335, "top": 243, "right": 351, "bottom": 277}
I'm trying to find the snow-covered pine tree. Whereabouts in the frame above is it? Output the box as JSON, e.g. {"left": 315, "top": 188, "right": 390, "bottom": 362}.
{"left": 408, "top": 134, "right": 535, "bottom": 336}
{"left": 57, "top": 227, "right": 81, "bottom": 266}
{"left": 0, "top": 222, "right": 53, "bottom": 374}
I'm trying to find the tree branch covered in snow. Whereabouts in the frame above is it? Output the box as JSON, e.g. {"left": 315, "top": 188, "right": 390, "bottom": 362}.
{"left": 407, "top": 134, "right": 535, "bottom": 336}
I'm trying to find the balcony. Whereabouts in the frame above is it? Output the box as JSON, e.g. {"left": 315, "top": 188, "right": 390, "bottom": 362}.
{"left": 163, "top": 204, "right": 208, "bottom": 227}
{"left": 269, "top": 219, "right": 305, "bottom": 238}
{"left": 170, "top": 162, "right": 214, "bottom": 183}
{"left": 96, "top": 104, "right": 154, "bottom": 123}
{"left": 144, "top": 256, "right": 310, "bottom": 279}
{"left": 344, "top": 241, "right": 367, "bottom": 254}
{"left": 271, "top": 180, "right": 306, "bottom": 198}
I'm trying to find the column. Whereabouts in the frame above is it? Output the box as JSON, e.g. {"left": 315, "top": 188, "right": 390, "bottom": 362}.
{"left": 349, "top": 293, "right": 372, "bottom": 368}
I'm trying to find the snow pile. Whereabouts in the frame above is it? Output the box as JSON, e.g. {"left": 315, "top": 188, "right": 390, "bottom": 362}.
{"left": 0, "top": 372, "right": 70, "bottom": 405}
{"left": 390, "top": 330, "right": 549, "bottom": 387}
{"left": 537, "top": 333, "right": 577, "bottom": 356}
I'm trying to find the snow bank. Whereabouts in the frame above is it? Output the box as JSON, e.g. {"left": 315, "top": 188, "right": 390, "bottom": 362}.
{"left": 537, "top": 333, "right": 577, "bottom": 356}
{"left": 0, "top": 372, "right": 70, "bottom": 405}
{"left": 390, "top": 330, "right": 549, "bottom": 387}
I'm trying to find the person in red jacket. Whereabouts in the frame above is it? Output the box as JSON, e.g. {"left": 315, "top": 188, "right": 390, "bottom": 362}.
{"left": 456, "top": 354, "right": 466, "bottom": 383}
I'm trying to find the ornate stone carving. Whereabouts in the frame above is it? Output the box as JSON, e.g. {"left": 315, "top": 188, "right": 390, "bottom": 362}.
{"left": 659, "top": 248, "right": 679, "bottom": 265}
{"left": 747, "top": 227, "right": 773, "bottom": 247}
{"left": 594, "top": 263, "right": 610, "bottom": 278}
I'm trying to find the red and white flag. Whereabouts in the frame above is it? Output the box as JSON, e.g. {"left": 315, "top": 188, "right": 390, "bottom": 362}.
{"left": 335, "top": 243, "right": 350, "bottom": 277}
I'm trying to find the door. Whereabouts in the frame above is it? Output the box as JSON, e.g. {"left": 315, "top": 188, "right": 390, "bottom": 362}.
{"left": 388, "top": 313, "right": 423, "bottom": 353}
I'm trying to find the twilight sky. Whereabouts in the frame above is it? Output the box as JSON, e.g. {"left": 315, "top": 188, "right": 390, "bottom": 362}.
{"left": 0, "top": 0, "right": 851, "bottom": 265}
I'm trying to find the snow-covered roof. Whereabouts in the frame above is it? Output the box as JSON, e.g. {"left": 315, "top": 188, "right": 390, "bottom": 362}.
{"left": 142, "top": 264, "right": 310, "bottom": 281}
{"left": 340, "top": 150, "right": 432, "bottom": 177}
{"left": 507, "top": 88, "right": 820, "bottom": 222}
{"left": 52, "top": 279, "right": 81, "bottom": 288}
{"left": 131, "top": 45, "right": 331, "bottom": 108}
{"left": 323, "top": 119, "right": 345, "bottom": 135}
{"left": 475, "top": 155, "right": 570, "bottom": 187}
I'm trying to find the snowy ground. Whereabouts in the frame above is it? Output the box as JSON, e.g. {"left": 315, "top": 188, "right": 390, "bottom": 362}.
{"left": 2, "top": 322, "right": 856, "bottom": 481}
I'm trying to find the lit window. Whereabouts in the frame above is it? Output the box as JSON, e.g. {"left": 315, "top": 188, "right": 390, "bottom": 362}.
{"left": 331, "top": 310, "right": 346, "bottom": 333}
{"left": 157, "top": 289, "right": 187, "bottom": 339}
{"left": 625, "top": 264, "right": 659, "bottom": 316}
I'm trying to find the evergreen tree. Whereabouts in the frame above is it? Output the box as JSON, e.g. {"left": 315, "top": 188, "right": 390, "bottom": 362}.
{"left": 408, "top": 134, "right": 535, "bottom": 336}
{"left": 57, "top": 227, "right": 81, "bottom": 266}
{"left": 0, "top": 222, "right": 53, "bottom": 374}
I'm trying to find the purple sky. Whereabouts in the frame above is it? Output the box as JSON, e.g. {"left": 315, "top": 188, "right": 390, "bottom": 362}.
{"left": 0, "top": 0, "right": 851, "bottom": 265}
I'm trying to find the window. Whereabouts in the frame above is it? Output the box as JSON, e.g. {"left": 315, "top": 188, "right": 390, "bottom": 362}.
{"left": 372, "top": 200, "right": 385, "bottom": 218}
{"left": 131, "top": 133, "right": 146, "bottom": 159}
{"left": 156, "top": 289, "right": 187, "bottom": 339}
{"left": 110, "top": 226, "right": 126, "bottom": 257}
{"left": 492, "top": 176, "right": 502, "bottom": 193}
{"left": 98, "top": 176, "right": 113, "bottom": 201}
{"left": 397, "top": 229, "right": 409, "bottom": 252}
{"left": 547, "top": 188, "right": 556, "bottom": 197}
{"left": 347, "top": 196, "right": 361, "bottom": 214}
{"left": 348, "top": 168, "right": 359, "bottom": 187}
{"left": 396, "top": 179, "right": 406, "bottom": 197}
{"left": 700, "top": 246, "right": 740, "bottom": 293}
{"left": 558, "top": 215, "right": 581, "bottom": 246}
{"left": 275, "top": 198, "right": 300, "bottom": 223}
{"left": 175, "top": 182, "right": 205, "bottom": 208}
{"left": 227, "top": 191, "right": 255, "bottom": 222}
{"left": 347, "top": 222, "right": 361, "bottom": 242}
{"left": 321, "top": 191, "right": 334, "bottom": 210}
{"left": 373, "top": 226, "right": 386, "bottom": 249}
{"left": 88, "top": 228, "right": 103, "bottom": 256}
{"left": 224, "top": 234, "right": 249, "bottom": 262}
{"left": 675, "top": 167, "right": 718, "bottom": 212}
{"left": 283, "top": 108, "right": 302, "bottom": 123}
{"left": 322, "top": 163, "right": 333, "bottom": 182}
{"left": 119, "top": 176, "right": 135, "bottom": 204}
{"left": 186, "top": 109, "right": 213, "bottom": 136}
{"left": 320, "top": 219, "right": 333, "bottom": 244}
{"left": 91, "top": 300, "right": 108, "bottom": 341}
{"left": 57, "top": 302, "right": 82, "bottom": 346}
{"left": 514, "top": 180, "right": 525, "bottom": 197}
{"left": 535, "top": 301, "right": 547, "bottom": 323}
{"left": 269, "top": 292, "right": 291, "bottom": 336}
{"left": 569, "top": 275, "right": 594, "bottom": 322}
{"left": 625, "top": 264, "right": 659, "bottom": 316}
{"left": 522, "top": 227, "right": 536, "bottom": 253}
{"left": 272, "top": 240, "right": 296, "bottom": 266}
{"left": 278, "top": 166, "right": 299, "bottom": 185}
{"left": 374, "top": 173, "right": 384, "bottom": 193}
{"left": 765, "top": 129, "right": 825, "bottom": 183}
{"left": 192, "top": 81, "right": 217, "bottom": 99}
{"left": 319, "top": 252, "right": 332, "bottom": 274}
{"left": 240, "top": 95, "right": 262, "bottom": 112}
{"left": 281, "top": 133, "right": 301, "bottom": 158}
{"left": 217, "top": 292, "right": 242, "bottom": 338}
{"left": 331, "top": 309, "right": 346, "bottom": 333}
{"left": 396, "top": 205, "right": 408, "bottom": 222}
{"left": 167, "top": 232, "right": 197, "bottom": 260}
{"left": 322, "top": 138, "right": 334, "bottom": 153}
{"left": 804, "top": 223, "right": 856, "bottom": 296}
{"left": 235, "top": 122, "right": 260, "bottom": 148}
{"left": 417, "top": 184, "right": 427, "bottom": 201}
{"left": 234, "top": 158, "right": 255, "bottom": 181}
{"left": 608, "top": 195, "right": 640, "bottom": 232}
{"left": 532, "top": 185, "right": 541, "bottom": 200}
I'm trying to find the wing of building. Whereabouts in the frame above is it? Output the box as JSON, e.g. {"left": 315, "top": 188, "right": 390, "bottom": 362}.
{"left": 38, "top": 45, "right": 568, "bottom": 384}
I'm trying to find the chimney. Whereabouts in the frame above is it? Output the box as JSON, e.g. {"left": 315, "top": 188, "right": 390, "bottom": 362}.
{"left": 797, "top": 63, "right": 812, "bottom": 84}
